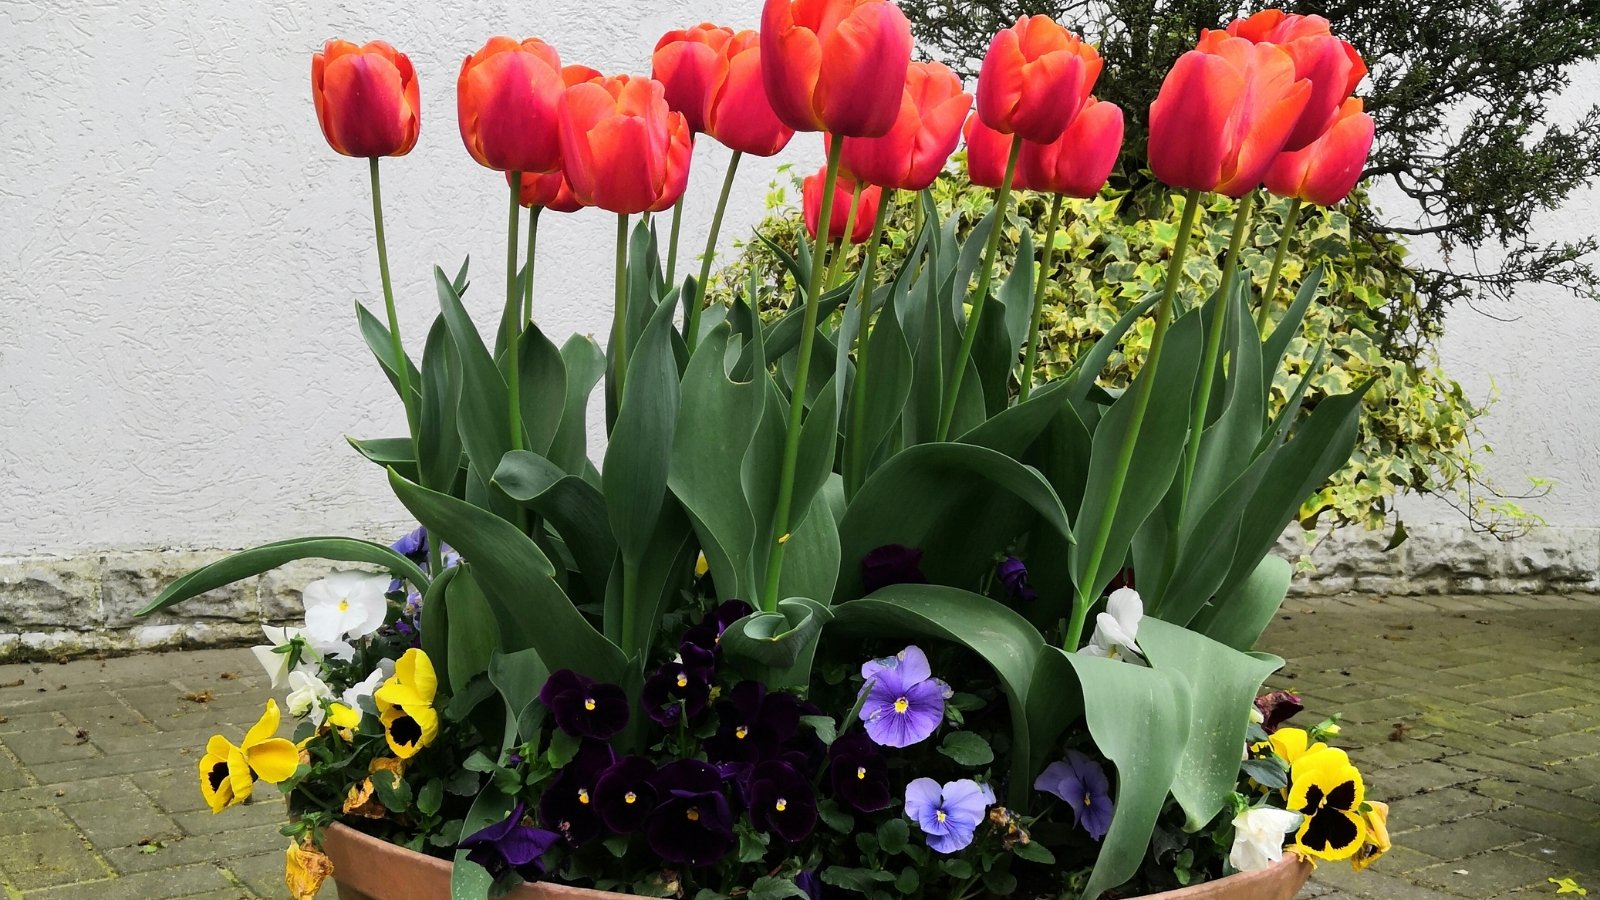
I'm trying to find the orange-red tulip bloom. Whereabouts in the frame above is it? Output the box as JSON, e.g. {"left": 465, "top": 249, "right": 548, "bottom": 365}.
{"left": 976, "top": 16, "right": 1102, "bottom": 143}
{"left": 510, "top": 170, "right": 585, "bottom": 213}
{"left": 1148, "top": 32, "right": 1310, "bottom": 197}
{"left": 559, "top": 75, "right": 688, "bottom": 215}
{"left": 458, "top": 37, "right": 566, "bottom": 173}
{"left": 312, "top": 41, "right": 420, "bottom": 158}
{"left": 1226, "top": 10, "right": 1367, "bottom": 151}
{"left": 1265, "top": 97, "right": 1374, "bottom": 205}
{"left": 1018, "top": 98, "right": 1124, "bottom": 198}
{"left": 653, "top": 24, "right": 735, "bottom": 133}
{"left": 704, "top": 31, "right": 795, "bottom": 157}
{"left": 648, "top": 114, "right": 695, "bottom": 212}
{"left": 839, "top": 61, "right": 971, "bottom": 191}
{"left": 760, "top": 0, "right": 913, "bottom": 137}
{"left": 803, "top": 168, "right": 883, "bottom": 243}
{"left": 962, "top": 112, "right": 1024, "bottom": 190}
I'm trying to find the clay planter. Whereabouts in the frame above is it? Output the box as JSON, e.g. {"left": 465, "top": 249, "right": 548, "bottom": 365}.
{"left": 322, "top": 822, "right": 1311, "bottom": 900}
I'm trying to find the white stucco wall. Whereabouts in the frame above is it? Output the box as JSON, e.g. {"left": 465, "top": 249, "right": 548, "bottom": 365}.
{"left": 1, "top": 2, "right": 1596, "bottom": 563}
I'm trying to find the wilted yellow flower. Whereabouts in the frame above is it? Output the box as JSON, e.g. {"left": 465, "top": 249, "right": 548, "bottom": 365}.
{"left": 374, "top": 649, "right": 438, "bottom": 759}
{"left": 285, "top": 838, "right": 334, "bottom": 900}
{"left": 343, "top": 778, "right": 386, "bottom": 819}
{"left": 1351, "top": 801, "right": 1391, "bottom": 871}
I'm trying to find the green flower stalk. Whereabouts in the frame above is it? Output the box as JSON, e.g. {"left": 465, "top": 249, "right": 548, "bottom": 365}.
{"left": 1019, "top": 193, "right": 1065, "bottom": 403}
{"left": 1258, "top": 198, "right": 1304, "bottom": 332}
{"left": 503, "top": 173, "right": 525, "bottom": 453}
{"left": 846, "top": 194, "right": 894, "bottom": 497}
{"left": 664, "top": 196, "right": 684, "bottom": 287}
{"left": 524, "top": 205, "right": 542, "bottom": 324}
{"left": 687, "top": 151, "right": 743, "bottom": 353}
{"left": 612, "top": 213, "right": 631, "bottom": 396}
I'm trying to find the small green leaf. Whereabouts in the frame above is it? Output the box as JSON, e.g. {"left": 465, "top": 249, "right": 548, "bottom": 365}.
{"left": 818, "top": 799, "right": 854, "bottom": 834}
{"left": 940, "top": 859, "right": 973, "bottom": 880}
{"left": 749, "top": 876, "right": 808, "bottom": 900}
{"left": 800, "top": 714, "right": 838, "bottom": 745}
{"left": 417, "top": 779, "right": 444, "bottom": 817}
{"left": 876, "top": 818, "right": 909, "bottom": 855}
{"left": 821, "top": 867, "right": 896, "bottom": 893}
{"left": 1241, "top": 757, "right": 1289, "bottom": 790}
{"left": 547, "top": 729, "right": 580, "bottom": 768}
{"left": 1013, "top": 840, "right": 1056, "bottom": 865}
{"left": 894, "top": 868, "right": 920, "bottom": 894}
{"left": 372, "top": 769, "right": 412, "bottom": 812}
{"left": 938, "top": 731, "right": 995, "bottom": 767}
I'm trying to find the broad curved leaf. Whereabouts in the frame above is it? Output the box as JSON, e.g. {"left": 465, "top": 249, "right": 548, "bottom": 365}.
{"left": 492, "top": 450, "right": 616, "bottom": 607}
{"left": 138, "top": 537, "right": 428, "bottom": 616}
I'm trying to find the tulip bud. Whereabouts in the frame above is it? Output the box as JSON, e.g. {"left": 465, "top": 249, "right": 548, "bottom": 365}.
{"left": 840, "top": 62, "right": 971, "bottom": 191}
{"left": 962, "top": 112, "right": 1022, "bottom": 191}
{"left": 976, "top": 16, "right": 1102, "bottom": 143}
{"left": 1226, "top": 10, "right": 1367, "bottom": 151}
{"left": 312, "top": 40, "right": 420, "bottom": 158}
{"left": 559, "top": 75, "right": 688, "bottom": 215}
{"left": 704, "top": 32, "right": 795, "bottom": 157}
{"left": 510, "top": 170, "right": 584, "bottom": 213}
{"left": 1017, "top": 98, "right": 1124, "bottom": 199}
{"left": 1148, "top": 33, "right": 1311, "bottom": 197}
{"left": 653, "top": 24, "right": 736, "bottom": 133}
{"left": 760, "top": 0, "right": 913, "bottom": 137}
{"left": 1264, "top": 98, "right": 1374, "bottom": 205}
{"left": 803, "top": 168, "right": 883, "bottom": 243}
{"left": 458, "top": 37, "right": 566, "bottom": 173}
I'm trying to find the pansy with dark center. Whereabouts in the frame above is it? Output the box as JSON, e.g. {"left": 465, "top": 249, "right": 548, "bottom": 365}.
{"left": 704, "top": 681, "right": 802, "bottom": 763}
{"left": 593, "top": 756, "right": 659, "bottom": 833}
{"left": 858, "top": 645, "right": 949, "bottom": 748}
{"left": 539, "top": 670, "right": 629, "bottom": 740}
{"left": 904, "top": 777, "right": 995, "bottom": 854}
{"left": 640, "top": 660, "right": 712, "bottom": 727}
{"left": 458, "top": 802, "right": 561, "bottom": 879}
{"left": 644, "top": 760, "right": 736, "bottom": 867}
{"left": 748, "top": 759, "right": 818, "bottom": 842}
{"left": 861, "top": 544, "right": 929, "bottom": 594}
{"left": 1288, "top": 747, "right": 1367, "bottom": 860}
{"left": 828, "top": 732, "right": 893, "bottom": 813}
{"left": 1034, "top": 749, "right": 1113, "bottom": 840}
{"left": 537, "top": 740, "right": 616, "bottom": 847}
{"left": 996, "top": 556, "right": 1037, "bottom": 602}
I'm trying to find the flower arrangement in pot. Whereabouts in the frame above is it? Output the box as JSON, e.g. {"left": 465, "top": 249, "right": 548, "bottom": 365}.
{"left": 153, "top": 3, "right": 1394, "bottom": 898}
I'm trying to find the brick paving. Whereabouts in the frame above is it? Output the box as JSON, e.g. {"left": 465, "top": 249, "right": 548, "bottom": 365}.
{"left": 0, "top": 594, "right": 1596, "bottom": 899}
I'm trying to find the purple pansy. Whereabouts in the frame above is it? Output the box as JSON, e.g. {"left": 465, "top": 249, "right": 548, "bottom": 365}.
{"left": 537, "top": 740, "right": 615, "bottom": 847}
{"left": 594, "top": 755, "right": 659, "bottom": 833}
{"left": 748, "top": 759, "right": 818, "bottom": 843}
{"left": 828, "top": 733, "right": 893, "bottom": 813}
{"left": 644, "top": 760, "right": 736, "bottom": 867}
{"left": 1034, "top": 750, "right": 1113, "bottom": 841}
{"left": 795, "top": 870, "right": 822, "bottom": 900}
{"left": 858, "top": 646, "right": 950, "bottom": 748}
{"left": 681, "top": 600, "right": 754, "bottom": 658}
{"left": 996, "top": 556, "right": 1037, "bottom": 602}
{"left": 458, "top": 802, "right": 561, "bottom": 879}
{"left": 539, "top": 670, "right": 629, "bottom": 740}
{"left": 704, "top": 682, "right": 802, "bottom": 763}
{"left": 861, "top": 544, "right": 929, "bottom": 594}
{"left": 904, "top": 777, "right": 995, "bottom": 854}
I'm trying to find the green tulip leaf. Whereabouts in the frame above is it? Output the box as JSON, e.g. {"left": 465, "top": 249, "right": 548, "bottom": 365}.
{"left": 137, "top": 537, "right": 428, "bottom": 617}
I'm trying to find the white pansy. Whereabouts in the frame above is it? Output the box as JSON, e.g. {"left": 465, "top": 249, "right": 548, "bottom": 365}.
{"left": 1228, "top": 806, "right": 1303, "bottom": 872}
{"left": 251, "top": 625, "right": 351, "bottom": 688}
{"left": 341, "top": 660, "right": 396, "bottom": 717}
{"left": 286, "top": 670, "right": 335, "bottom": 725}
{"left": 302, "top": 571, "right": 390, "bottom": 644}
{"left": 1081, "top": 587, "right": 1144, "bottom": 661}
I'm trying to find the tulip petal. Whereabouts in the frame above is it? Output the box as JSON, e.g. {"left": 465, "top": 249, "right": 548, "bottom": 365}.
{"left": 761, "top": 0, "right": 825, "bottom": 131}
{"left": 975, "top": 28, "right": 1026, "bottom": 133}
{"left": 707, "top": 45, "right": 794, "bottom": 156}
{"left": 1008, "top": 50, "right": 1084, "bottom": 143}
{"left": 1148, "top": 51, "right": 1244, "bottom": 193}
{"left": 589, "top": 114, "right": 667, "bottom": 214}
{"left": 461, "top": 48, "right": 564, "bottom": 172}
{"left": 813, "top": 1, "right": 912, "bottom": 137}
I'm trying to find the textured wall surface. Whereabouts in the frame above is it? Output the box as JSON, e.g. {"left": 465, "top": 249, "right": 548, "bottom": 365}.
{"left": 1, "top": 3, "right": 1597, "bottom": 654}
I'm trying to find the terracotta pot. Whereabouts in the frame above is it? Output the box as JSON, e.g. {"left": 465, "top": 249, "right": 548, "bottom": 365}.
{"left": 322, "top": 823, "right": 1311, "bottom": 900}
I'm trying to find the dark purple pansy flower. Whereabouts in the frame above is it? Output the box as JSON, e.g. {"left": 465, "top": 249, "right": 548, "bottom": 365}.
{"left": 1034, "top": 750, "right": 1113, "bottom": 841}
{"left": 537, "top": 741, "right": 616, "bottom": 847}
{"left": 996, "top": 556, "right": 1038, "bottom": 602}
{"left": 644, "top": 760, "right": 736, "bottom": 867}
{"left": 392, "top": 526, "right": 428, "bottom": 559}
{"left": 828, "top": 733, "right": 893, "bottom": 813}
{"left": 1253, "top": 691, "right": 1304, "bottom": 734}
{"left": 795, "top": 870, "right": 822, "bottom": 900}
{"left": 749, "top": 759, "right": 818, "bottom": 842}
{"left": 904, "top": 777, "right": 994, "bottom": 854}
{"left": 459, "top": 802, "right": 561, "bottom": 879}
{"left": 594, "top": 756, "right": 659, "bottom": 833}
{"left": 640, "top": 660, "right": 713, "bottom": 727}
{"left": 858, "top": 646, "right": 949, "bottom": 748}
{"left": 540, "top": 670, "right": 629, "bottom": 740}
{"left": 861, "top": 544, "right": 928, "bottom": 594}
{"left": 714, "top": 760, "right": 756, "bottom": 809}
{"left": 681, "top": 599, "right": 755, "bottom": 658}
{"left": 705, "top": 682, "right": 802, "bottom": 763}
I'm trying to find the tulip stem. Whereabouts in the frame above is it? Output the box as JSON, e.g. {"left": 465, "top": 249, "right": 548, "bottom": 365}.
{"left": 688, "top": 150, "right": 742, "bottom": 354}
{"left": 1179, "top": 190, "right": 1255, "bottom": 515}
{"left": 825, "top": 186, "right": 861, "bottom": 289}
{"left": 761, "top": 133, "right": 845, "bottom": 612}
{"left": 524, "top": 205, "right": 542, "bottom": 324}
{"left": 665, "top": 196, "right": 684, "bottom": 288}
{"left": 612, "top": 214, "right": 631, "bottom": 397}
{"left": 1257, "top": 198, "right": 1302, "bottom": 333}
{"left": 937, "top": 138, "right": 1022, "bottom": 441}
{"left": 500, "top": 175, "right": 526, "bottom": 454}
{"left": 1020, "top": 193, "right": 1065, "bottom": 403}
{"left": 1064, "top": 188, "right": 1202, "bottom": 653}
{"left": 846, "top": 193, "right": 894, "bottom": 498}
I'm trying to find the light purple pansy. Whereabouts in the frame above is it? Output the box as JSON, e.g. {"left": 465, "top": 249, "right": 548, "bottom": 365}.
{"left": 858, "top": 646, "right": 951, "bottom": 748}
{"left": 1034, "top": 749, "right": 1113, "bottom": 840}
{"left": 904, "top": 777, "right": 995, "bottom": 853}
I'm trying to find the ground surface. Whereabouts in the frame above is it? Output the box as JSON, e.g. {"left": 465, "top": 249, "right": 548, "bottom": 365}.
{"left": 0, "top": 594, "right": 1596, "bottom": 899}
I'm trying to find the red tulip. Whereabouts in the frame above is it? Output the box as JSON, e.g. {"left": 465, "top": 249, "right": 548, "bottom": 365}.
{"left": 760, "top": 0, "right": 913, "bottom": 137}
{"left": 1148, "top": 32, "right": 1310, "bottom": 197}
{"left": 704, "top": 31, "right": 795, "bottom": 157}
{"left": 510, "top": 170, "right": 584, "bottom": 213}
{"left": 652, "top": 24, "right": 735, "bottom": 133}
{"left": 803, "top": 167, "right": 883, "bottom": 243}
{"left": 1264, "top": 97, "right": 1374, "bottom": 205}
{"left": 1226, "top": 10, "right": 1367, "bottom": 151}
{"left": 312, "top": 40, "right": 420, "bottom": 158}
{"left": 563, "top": 64, "right": 603, "bottom": 87}
{"left": 458, "top": 37, "right": 566, "bottom": 173}
{"left": 976, "top": 16, "right": 1102, "bottom": 143}
{"left": 559, "top": 75, "right": 687, "bottom": 214}
{"left": 839, "top": 61, "right": 971, "bottom": 191}
{"left": 1018, "top": 97, "right": 1124, "bottom": 198}
{"left": 648, "top": 113, "right": 695, "bottom": 212}
{"left": 962, "top": 112, "right": 1023, "bottom": 190}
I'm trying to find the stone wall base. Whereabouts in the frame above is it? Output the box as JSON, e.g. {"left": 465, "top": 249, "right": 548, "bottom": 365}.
{"left": 4, "top": 524, "right": 1597, "bottom": 660}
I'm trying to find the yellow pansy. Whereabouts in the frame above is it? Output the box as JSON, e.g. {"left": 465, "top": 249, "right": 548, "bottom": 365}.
{"left": 325, "top": 701, "right": 362, "bottom": 741}
{"left": 197, "top": 699, "right": 300, "bottom": 813}
{"left": 1351, "top": 801, "right": 1391, "bottom": 871}
{"left": 1262, "top": 727, "right": 1327, "bottom": 766}
{"left": 1287, "top": 747, "right": 1367, "bottom": 861}
{"left": 285, "top": 838, "right": 334, "bottom": 900}
{"left": 374, "top": 648, "right": 439, "bottom": 759}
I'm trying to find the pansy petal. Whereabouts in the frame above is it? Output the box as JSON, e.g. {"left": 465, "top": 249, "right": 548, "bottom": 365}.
{"left": 247, "top": 737, "right": 301, "bottom": 784}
